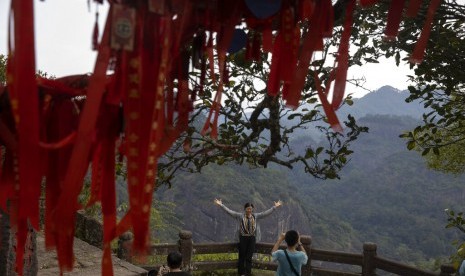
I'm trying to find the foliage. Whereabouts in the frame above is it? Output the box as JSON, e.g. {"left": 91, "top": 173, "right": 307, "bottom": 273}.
{"left": 78, "top": 174, "right": 182, "bottom": 242}
{"left": 158, "top": 46, "right": 368, "bottom": 187}
{"left": 369, "top": 0, "right": 465, "bottom": 266}
{"left": 0, "top": 54, "right": 6, "bottom": 85}
{"left": 445, "top": 209, "right": 465, "bottom": 268}
{"left": 349, "top": 1, "right": 465, "bottom": 266}
{"left": 290, "top": 115, "right": 460, "bottom": 269}
{"left": 78, "top": 178, "right": 101, "bottom": 218}
{"left": 193, "top": 270, "right": 238, "bottom": 276}
{"left": 144, "top": 252, "right": 274, "bottom": 276}
{"left": 345, "top": 0, "right": 465, "bottom": 165}
{"left": 377, "top": 0, "right": 465, "bottom": 166}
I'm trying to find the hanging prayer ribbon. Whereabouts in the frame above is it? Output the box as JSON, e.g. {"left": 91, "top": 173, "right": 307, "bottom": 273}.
{"left": 53, "top": 9, "right": 113, "bottom": 271}
{"left": 384, "top": 0, "right": 406, "bottom": 40}
{"left": 313, "top": 71, "right": 343, "bottom": 133}
{"left": 331, "top": 0, "right": 356, "bottom": 111}
{"left": 8, "top": 1, "right": 41, "bottom": 273}
{"left": 410, "top": 0, "right": 442, "bottom": 64}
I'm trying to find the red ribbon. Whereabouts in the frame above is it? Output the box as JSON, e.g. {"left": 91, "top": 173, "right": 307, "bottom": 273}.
{"left": 262, "top": 28, "right": 273, "bottom": 52}
{"left": 8, "top": 1, "right": 41, "bottom": 273}
{"left": 286, "top": 0, "right": 325, "bottom": 109}
{"left": 44, "top": 99, "right": 78, "bottom": 250}
{"left": 314, "top": 71, "right": 343, "bottom": 133}
{"left": 331, "top": 0, "right": 356, "bottom": 111}
{"left": 267, "top": 32, "right": 283, "bottom": 96}
{"left": 53, "top": 8, "right": 112, "bottom": 270}
{"left": 410, "top": 0, "right": 442, "bottom": 64}
{"left": 384, "top": 0, "right": 406, "bottom": 40}
{"left": 406, "top": 0, "right": 423, "bottom": 17}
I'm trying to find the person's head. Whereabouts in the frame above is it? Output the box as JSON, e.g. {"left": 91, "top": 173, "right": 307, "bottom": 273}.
{"left": 244, "top": 202, "right": 254, "bottom": 216}
{"left": 284, "top": 230, "right": 299, "bottom": 247}
{"left": 167, "top": 251, "right": 183, "bottom": 269}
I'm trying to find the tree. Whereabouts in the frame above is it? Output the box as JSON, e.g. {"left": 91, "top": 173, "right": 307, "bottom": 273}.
{"left": 165, "top": 0, "right": 465, "bottom": 187}
{"left": 444, "top": 209, "right": 465, "bottom": 268}
{"left": 157, "top": 49, "right": 368, "bottom": 186}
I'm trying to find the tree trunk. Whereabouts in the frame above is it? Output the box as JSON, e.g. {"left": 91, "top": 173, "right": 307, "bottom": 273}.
{"left": 0, "top": 208, "right": 38, "bottom": 276}
{"left": 0, "top": 209, "right": 10, "bottom": 276}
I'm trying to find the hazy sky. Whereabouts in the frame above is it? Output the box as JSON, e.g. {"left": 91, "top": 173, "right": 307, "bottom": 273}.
{"left": 0, "top": 0, "right": 109, "bottom": 77}
{"left": 0, "top": 0, "right": 413, "bottom": 98}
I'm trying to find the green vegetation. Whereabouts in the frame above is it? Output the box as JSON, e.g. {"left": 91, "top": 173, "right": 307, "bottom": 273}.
{"left": 78, "top": 174, "right": 182, "bottom": 243}
{"left": 445, "top": 209, "right": 465, "bottom": 269}
{"left": 370, "top": 2, "right": 465, "bottom": 264}
{"left": 0, "top": 54, "right": 5, "bottom": 85}
{"left": 152, "top": 111, "right": 462, "bottom": 272}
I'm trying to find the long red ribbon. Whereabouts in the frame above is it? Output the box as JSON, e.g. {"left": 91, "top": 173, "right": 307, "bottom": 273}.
{"left": 286, "top": 0, "right": 325, "bottom": 109}
{"left": 53, "top": 9, "right": 112, "bottom": 271}
{"left": 44, "top": 99, "right": 78, "bottom": 250}
{"left": 410, "top": 0, "right": 442, "bottom": 63}
{"left": 384, "top": 0, "right": 406, "bottom": 40}
{"left": 100, "top": 106, "right": 119, "bottom": 276}
{"left": 8, "top": 1, "right": 41, "bottom": 273}
{"left": 331, "top": 0, "right": 356, "bottom": 111}
{"left": 406, "top": 0, "right": 423, "bottom": 17}
{"left": 314, "top": 71, "right": 343, "bottom": 133}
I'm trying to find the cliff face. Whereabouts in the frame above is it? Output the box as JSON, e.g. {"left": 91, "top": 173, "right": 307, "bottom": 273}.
{"left": 179, "top": 200, "right": 311, "bottom": 243}
{"left": 154, "top": 165, "right": 315, "bottom": 244}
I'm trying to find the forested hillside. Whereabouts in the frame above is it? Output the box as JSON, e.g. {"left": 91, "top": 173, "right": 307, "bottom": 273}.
{"left": 286, "top": 114, "right": 464, "bottom": 264}
{"left": 125, "top": 86, "right": 464, "bottom": 269}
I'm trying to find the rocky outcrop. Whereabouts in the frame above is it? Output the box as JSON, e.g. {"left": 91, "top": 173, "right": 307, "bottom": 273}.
{"left": 75, "top": 210, "right": 104, "bottom": 249}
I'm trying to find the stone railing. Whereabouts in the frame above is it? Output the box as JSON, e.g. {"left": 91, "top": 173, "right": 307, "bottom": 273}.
{"left": 75, "top": 210, "right": 104, "bottom": 249}
{"left": 118, "top": 230, "right": 456, "bottom": 276}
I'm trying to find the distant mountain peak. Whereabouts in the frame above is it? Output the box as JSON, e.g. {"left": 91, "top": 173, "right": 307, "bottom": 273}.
{"left": 337, "top": 85, "right": 426, "bottom": 119}
{"left": 375, "top": 85, "right": 401, "bottom": 94}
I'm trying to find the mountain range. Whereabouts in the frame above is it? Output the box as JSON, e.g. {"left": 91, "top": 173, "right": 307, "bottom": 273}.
{"left": 149, "top": 85, "right": 464, "bottom": 270}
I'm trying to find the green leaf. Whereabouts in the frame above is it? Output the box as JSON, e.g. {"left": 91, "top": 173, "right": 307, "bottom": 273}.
{"left": 306, "top": 98, "right": 318, "bottom": 104}
{"left": 305, "top": 149, "right": 314, "bottom": 158}
{"left": 288, "top": 113, "right": 302, "bottom": 120}
{"left": 407, "top": 141, "right": 416, "bottom": 150}
{"left": 363, "top": 57, "right": 380, "bottom": 63}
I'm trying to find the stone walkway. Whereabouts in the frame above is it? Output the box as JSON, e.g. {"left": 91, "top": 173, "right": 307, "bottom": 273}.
{"left": 37, "top": 232, "right": 147, "bottom": 275}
